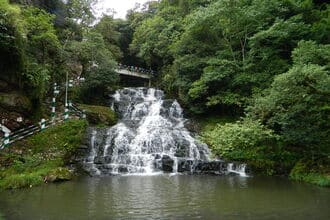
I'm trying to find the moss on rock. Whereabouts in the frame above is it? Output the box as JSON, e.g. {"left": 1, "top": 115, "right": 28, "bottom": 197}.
{"left": 78, "top": 104, "right": 117, "bottom": 126}
{"left": 44, "top": 167, "right": 73, "bottom": 183}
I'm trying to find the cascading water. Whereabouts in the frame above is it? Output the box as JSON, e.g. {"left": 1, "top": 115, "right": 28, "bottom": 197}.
{"left": 83, "top": 88, "right": 211, "bottom": 175}
{"left": 227, "top": 163, "right": 248, "bottom": 177}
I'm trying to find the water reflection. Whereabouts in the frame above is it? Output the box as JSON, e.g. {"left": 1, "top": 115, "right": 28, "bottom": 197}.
{"left": 0, "top": 175, "right": 329, "bottom": 220}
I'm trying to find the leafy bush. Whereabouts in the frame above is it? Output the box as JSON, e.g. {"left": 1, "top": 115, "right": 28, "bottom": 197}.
{"left": 249, "top": 41, "right": 330, "bottom": 157}
{"left": 202, "top": 118, "right": 277, "bottom": 158}
{"left": 290, "top": 160, "right": 330, "bottom": 187}
{"left": 200, "top": 118, "right": 295, "bottom": 174}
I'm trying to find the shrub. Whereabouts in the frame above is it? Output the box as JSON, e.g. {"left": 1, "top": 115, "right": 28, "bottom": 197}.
{"left": 290, "top": 159, "right": 330, "bottom": 187}
{"left": 200, "top": 118, "right": 296, "bottom": 174}
{"left": 202, "top": 118, "right": 277, "bottom": 158}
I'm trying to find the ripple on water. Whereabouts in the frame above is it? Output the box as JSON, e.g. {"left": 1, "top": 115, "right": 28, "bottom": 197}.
{"left": 0, "top": 175, "right": 329, "bottom": 220}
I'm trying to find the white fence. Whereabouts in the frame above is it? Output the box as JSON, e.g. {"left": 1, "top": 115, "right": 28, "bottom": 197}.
{"left": 0, "top": 105, "right": 85, "bottom": 150}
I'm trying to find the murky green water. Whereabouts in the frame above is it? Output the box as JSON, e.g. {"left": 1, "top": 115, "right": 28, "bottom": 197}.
{"left": 0, "top": 175, "right": 329, "bottom": 220}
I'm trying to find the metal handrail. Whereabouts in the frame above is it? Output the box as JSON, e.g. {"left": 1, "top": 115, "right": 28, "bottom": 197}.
{"left": 117, "top": 64, "right": 156, "bottom": 76}
{"left": 0, "top": 103, "right": 85, "bottom": 149}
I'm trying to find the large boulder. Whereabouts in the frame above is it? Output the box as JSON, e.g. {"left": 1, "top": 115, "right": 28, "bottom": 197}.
{"left": 79, "top": 104, "right": 117, "bottom": 126}
{"left": 44, "top": 167, "right": 73, "bottom": 183}
{"left": 161, "top": 155, "right": 174, "bottom": 172}
{"left": 0, "top": 92, "right": 32, "bottom": 114}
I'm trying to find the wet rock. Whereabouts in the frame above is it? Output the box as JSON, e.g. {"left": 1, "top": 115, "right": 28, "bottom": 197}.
{"left": 177, "top": 159, "right": 195, "bottom": 172}
{"left": 104, "top": 156, "right": 112, "bottom": 164}
{"left": 161, "top": 155, "right": 174, "bottom": 172}
{"left": 160, "top": 100, "right": 173, "bottom": 117}
{"left": 94, "top": 156, "right": 105, "bottom": 164}
{"left": 174, "top": 137, "right": 190, "bottom": 157}
{"left": 153, "top": 159, "right": 162, "bottom": 171}
{"left": 184, "top": 120, "right": 200, "bottom": 133}
{"left": 194, "top": 161, "right": 227, "bottom": 174}
{"left": 118, "top": 166, "right": 128, "bottom": 173}
{"left": 44, "top": 167, "right": 73, "bottom": 183}
{"left": 78, "top": 145, "right": 89, "bottom": 150}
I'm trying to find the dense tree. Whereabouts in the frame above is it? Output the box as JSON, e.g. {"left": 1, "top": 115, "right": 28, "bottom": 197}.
{"left": 249, "top": 41, "right": 330, "bottom": 157}
{"left": 0, "top": 0, "right": 24, "bottom": 85}
{"left": 67, "top": 30, "right": 118, "bottom": 103}
{"left": 1, "top": 0, "right": 121, "bottom": 112}
{"left": 65, "top": 0, "right": 96, "bottom": 26}
{"left": 94, "top": 16, "right": 122, "bottom": 60}
{"left": 129, "top": 0, "right": 329, "bottom": 115}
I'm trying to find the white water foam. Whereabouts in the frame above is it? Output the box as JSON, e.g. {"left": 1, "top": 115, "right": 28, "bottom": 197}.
{"left": 86, "top": 88, "right": 210, "bottom": 175}
{"left": 227, "top": 163, "right": 248, "bottom": 177}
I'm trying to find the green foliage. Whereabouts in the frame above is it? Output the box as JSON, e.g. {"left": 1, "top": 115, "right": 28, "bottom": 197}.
{"left": 18, "top": 6, "right": 62, "bottom": 115}
{"left": 78, "top": 104, "right": 117, "bottom": 126}
{"left": 202, "top": 118, "right": 277, "bottom": 158}
{"left": 188, "top": 59, "right": 250, "bottom": 110}
{"left": 196, "top": 115, "right": 237, "bottom": 132}
{"left": 67, "top": 30, "right": 119, "bottom": 103}
{"left": 249, "top": 15, "right": 311, "bottom": 75}
{"left": 0, "top": 0, "right": 22, "bottom": 47}
{"left": 1, "top": 0, "right": 120, "bottom": 118}
{"left": 23, "top": 7, "right": 61, "bottom": 56}
{"left": 0, "top": 120, "right": 87, "bottom": 190}
{"left": 200, "top": 117, "right": 296, "bottom": 175}
{"left": 95, "top": 16, "right": 122, "bottom": 60}
{"left": 0, "top": 172, "right": 43, "bottom": 189}
{"left": 290, "top": 160, "right": 330, "bottom": 187}
{"left": 130, "top": 0, "right": 328, "bottom": 116}
{"left": 249, "top": 41, "right": 330, "bottom": 156}
{"left": 66, "top": 0, "right": 96, "bottom": 26}
{"left": 24, "top": 62, "right": 50, "bottom": 97}
{"left": 310, "top": 4, "right": 330, "bottom": 43}
{"left": 292, "top": 40, "right": 330, "bottom": 68}
{"left": 0, "top": 0, "right": 25, "bottom": 84}
{"left": 130, "top": 14, "right": 181, "bottom": 67}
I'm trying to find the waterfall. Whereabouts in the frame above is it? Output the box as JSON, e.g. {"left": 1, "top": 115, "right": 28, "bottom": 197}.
{"left": 85, "top": 130, "right": 101, "bottom": 175}
{"left": 227, "top": 163, "right": 248, "bottom": 177}
{"left": 84, "top": 88, "right": 211, "bottom": 175}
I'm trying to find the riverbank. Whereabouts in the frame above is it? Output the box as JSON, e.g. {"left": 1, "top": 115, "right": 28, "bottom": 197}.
{"left": 0, "top": 102, "right": 118, "bottom": 190}
{"left": 0, "top": 120, "right": 88, "bottom": 190}
{"left": 197, "top": 115, "right": 330, "bottom": 187}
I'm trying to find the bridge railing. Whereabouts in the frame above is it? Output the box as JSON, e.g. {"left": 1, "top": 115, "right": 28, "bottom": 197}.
{"left": 0, "top": 104, "right": 85, "bottom": 150}
{"left": 117, "top": 64, "right": 156, "bottom": 76}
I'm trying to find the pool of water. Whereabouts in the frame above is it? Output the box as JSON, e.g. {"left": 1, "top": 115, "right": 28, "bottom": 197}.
{"left": 0, "top": 175, "right": 329, "bottom": 220}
